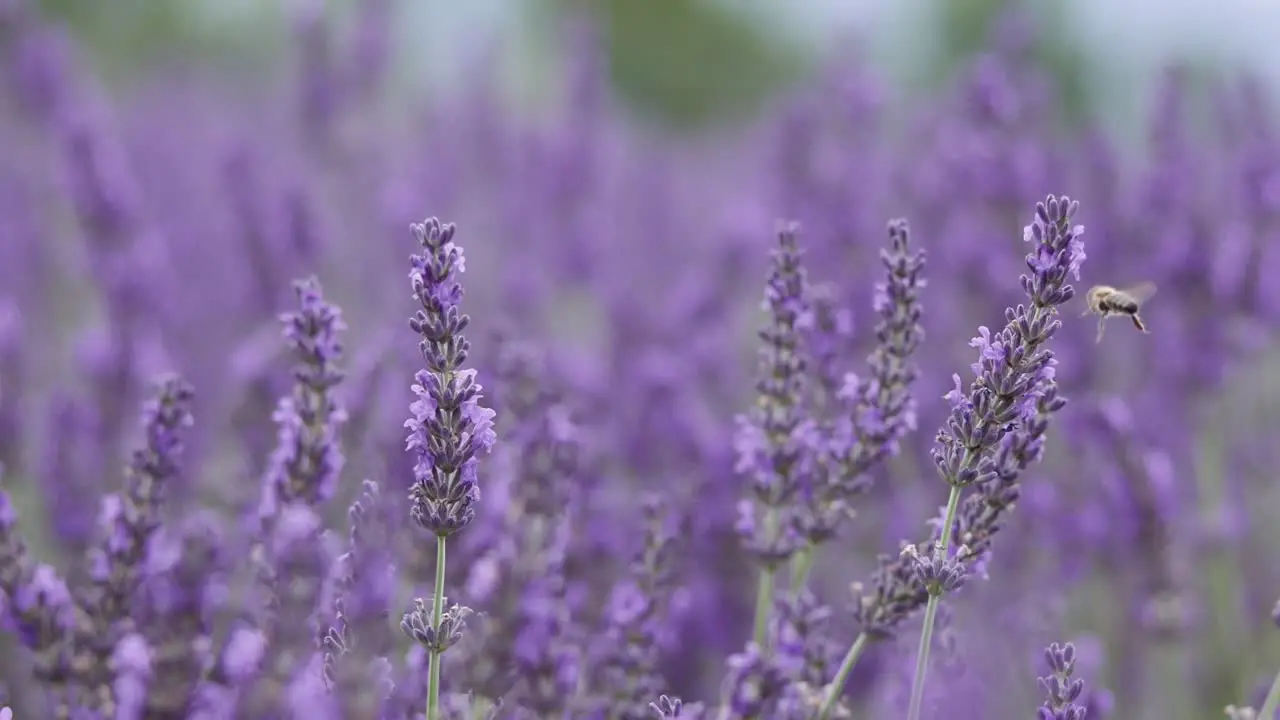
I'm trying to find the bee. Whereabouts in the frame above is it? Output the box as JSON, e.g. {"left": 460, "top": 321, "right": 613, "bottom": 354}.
{"left": 1081, "top": 282, "right": 1157, "bottom": 343}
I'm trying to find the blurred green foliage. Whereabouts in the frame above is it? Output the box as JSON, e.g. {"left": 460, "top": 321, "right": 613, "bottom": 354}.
{"left": 562, "top": 0, "right": 810, "bottom": 131}
{"left": 34, "top": 0, "right": 284, "bottom": 82}
{"left": 30, "top": 0, "right": 1117, "bottom": 139}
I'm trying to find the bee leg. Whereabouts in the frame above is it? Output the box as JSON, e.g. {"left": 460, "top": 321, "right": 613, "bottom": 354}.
{"left": 1130, "top": 314, "right": 1148, "bottom": 333}
{"left": 1095, "top": 316, "right": 1106, "bottom": 343}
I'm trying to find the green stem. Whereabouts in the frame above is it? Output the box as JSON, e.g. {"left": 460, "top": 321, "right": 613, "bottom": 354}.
{"left": 906, "top": 483, "right": 963, "bottom": 720}
{"left": 752, "top": 509, "right": 779, "bottom": 648}
{"left": 790, "top": 546, "right": 816, "bottom": 594}
{"left": 1259, "top": 665, "right": 1280, "bottom": 720}
{"left": 427, "top": 535, "right": 447, "bottom": 720}
{"left": 817, "top": 632, "right": 869, "bottom": 720}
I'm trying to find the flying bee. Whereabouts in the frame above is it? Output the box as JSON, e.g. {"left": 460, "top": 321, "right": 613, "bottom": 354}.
{"left": 1081, "top": 282, "right": 1157, "bottom": 343}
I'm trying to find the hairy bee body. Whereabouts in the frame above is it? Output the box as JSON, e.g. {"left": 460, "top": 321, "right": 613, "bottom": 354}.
{"left": 1082, "top": 283, "right": 1156, "bottom": 343}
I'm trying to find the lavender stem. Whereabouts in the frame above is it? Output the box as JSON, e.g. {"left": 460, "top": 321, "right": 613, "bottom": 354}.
{"left": 752, "top": 509, "right": 780, "bottom": 648}
{"left": 907, "top": 474, "right": 966, "bottom": 720}
{"left": 818, "top": 632, "right": 870, "bottom": 719}
{"left": 427, "top": 535, "right": 446, "bottom": 720}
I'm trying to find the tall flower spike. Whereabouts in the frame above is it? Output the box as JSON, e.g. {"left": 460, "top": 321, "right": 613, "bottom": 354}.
{"left": 404, "top": 218, "right": 497, "bottom": 538}
{"left": 735, "top": 221, "right": 818, "bottom": 646}
{"left": 851, "top": 195, "right": 1084, "bottom": 639}
{"left": 76, "top": 374, "right": 195, "bottom": 716}
{"left": 820, "top": 196, "right": 1084, "bottom": 720}
{"left": 587, "top": 496, "right": 684, "bottom": 719}
{"left": 802, "top": 218, "right": 926, "bottom": 546}
{"left": 402, "top": 218, "right": 495, "bottom": 720}
{"left": 259, "top": 275, "right": 348, "bottom": 522}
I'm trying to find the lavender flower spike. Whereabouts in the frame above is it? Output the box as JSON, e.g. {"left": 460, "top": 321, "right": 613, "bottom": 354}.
{"left": 904, "top": 195, "right": 1082, "bottom": 720}
{"left": 258, "top": 275, "right": 348, "bottom": 522}
{"left": 1037, "top": 642, "right": 1088, "bottom": 720}
{"left": 793, "top": 218, "right": 926, "bottom": 574}
{"left": 735, "top": 221, "right": 816, "bottom": 647}
{"left": 404, "top": 218, "right": 497, "bottom": 539}
{"left": 76, "top": 374, "right": 195, "bottom": 716}
{"left": 400, "top": 218, "right": 496, "bottom": 720}
{"left": 0, "top": 466, "right": 80, "bottom": 712}
{"left": 819, "top": 196, "right": 1085, "bottom": 720}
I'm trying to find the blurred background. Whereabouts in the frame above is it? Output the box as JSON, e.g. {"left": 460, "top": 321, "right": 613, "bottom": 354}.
{"left": 23, "top": 0, "right": 1280, "bottom": 136}
{"left": 4, "top": 0, "right": 1280, "bottom": 718}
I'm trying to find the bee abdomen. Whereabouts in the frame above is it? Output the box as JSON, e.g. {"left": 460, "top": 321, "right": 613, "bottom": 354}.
{"left": 1106, "top": 297, "right": 1140, "bottom": 314}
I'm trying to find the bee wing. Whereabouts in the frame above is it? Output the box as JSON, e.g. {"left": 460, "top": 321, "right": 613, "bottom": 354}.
{"left": 1120, "top": 281, "right": 1158, "bottom": 305}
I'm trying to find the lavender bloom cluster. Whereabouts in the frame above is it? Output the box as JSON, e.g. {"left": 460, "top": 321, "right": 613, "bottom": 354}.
{"left": 2, "top": 3, "right": 1280, "bottom": 720}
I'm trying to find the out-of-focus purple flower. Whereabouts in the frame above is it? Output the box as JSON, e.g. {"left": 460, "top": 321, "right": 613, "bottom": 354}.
{"left": 0, "top": 303, "right": 23, "bottom": 477}
{"left": 736, "top": 221, "right": 818, "bottom": 565}
{"left": 404, "top": 218, "right": 497, "bottom": 538}
{"left": 1036, "top": 642, "right": 1087, "bottom": 720}
{"left": 320, "top": 480, "right": 396, "bottom": 716}
{"left": 135, "top": 511, "right": 226, "bottom": 718}
{"left": 718, "top": 642, "right": 788, "bottom": 719}
{"left": 773, "top": 588, "right": 840, "bottom": 695}
{"left": 38, "top": 392, "right": 101, "bottom": 559}
{"left": 0, "top": 467, "right": 80, "bottom": 707}
{"left": 111, "top": 631, "right": 151, "bottom": 720}
{"left": 74, "top": 374, "right": 194, "bottom": 715}
{"left": 585, "top": 496, "right": 684, "bottom": 719}
{"left": 259, "top": 276, "right": 348, "bottom": 522}
{"left": 465, "top": 336, "right": 588, "bottom": 716}
{"left": 247, "top": 504, "right": 331, "bottom": 716}
{"left": 802, "top": 218, "right": 926, "bottom": 545}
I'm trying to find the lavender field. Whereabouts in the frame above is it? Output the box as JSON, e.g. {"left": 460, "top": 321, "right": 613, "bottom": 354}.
{"left": 1, "top": 2, "right": 1278, "bottom": 719}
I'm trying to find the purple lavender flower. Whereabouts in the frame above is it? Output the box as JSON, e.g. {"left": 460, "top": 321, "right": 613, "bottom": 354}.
{"left": 1037, "top": 642, "right": 1087, "bottom": 720}
{"left": 401, "top": 218, "right": 496, "bottom": 720}
{"left": 75, "top": 374, "right": 194, "bottom": 716}
{"left": 403, "top": 218, "right": 497, "bottom": 539}
{"left": 718, "top": 642, "right": 788, "bottom": 719}
{"left": 799, "top": 218, "right": 926, "bottom": 548}
{"left": 246, "top": 504, "right": 331, "bottom": 716}
{"left": 651, "top": 694, "right": 700, "bottom": 719}
{"left": 850, "top": 196, "right": 1083, "bottom": 636}
{"left": 321, "top": 480, "right": 396, "bottom": 717}
{"left": 133, "top": 511, "right": 226, "bottom": 719}
{"left": 258, "top": 275, "right": 348, "bottom": 521}
{"left": 468, "top": 337, "right": 588, "bottom": 716}
{"left": 735, "top": 221, "right": 818, "bottom": 645}
{"left": 773, "top": 588, "right": 841, "bottom": 706}
{"left": 818, "top": 196, "right": 1084, "bottom": 720}
{"left": 38, "top": 392, "right": 101, "bottom": 559}
{"left": 0, "top": 467, "right": 81, "bottom": 713}
{"left": 585, "top": 496, "right": 684, "bottom": 719}
{"left": 0, "top": 302, "right": 23, "bottom": 478}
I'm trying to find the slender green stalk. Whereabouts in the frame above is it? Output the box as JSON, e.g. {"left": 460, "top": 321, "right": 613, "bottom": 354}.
{"left": 817, "top": 632, "right": 869, "bottom": 720}
{"left": 906, "top": 484, "right": 963, "bottom": 720}
{"left": 427, "top": 535, "right": 447, "bottom": 720}
{"left": 1259, "top": 666, "right": 1280, "bottom": 720}
{"left": 790, "top": 546, "right": 816, "bottom": 593}
{"left": 752, "top": 509, "right": 780, "bottom": 648}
